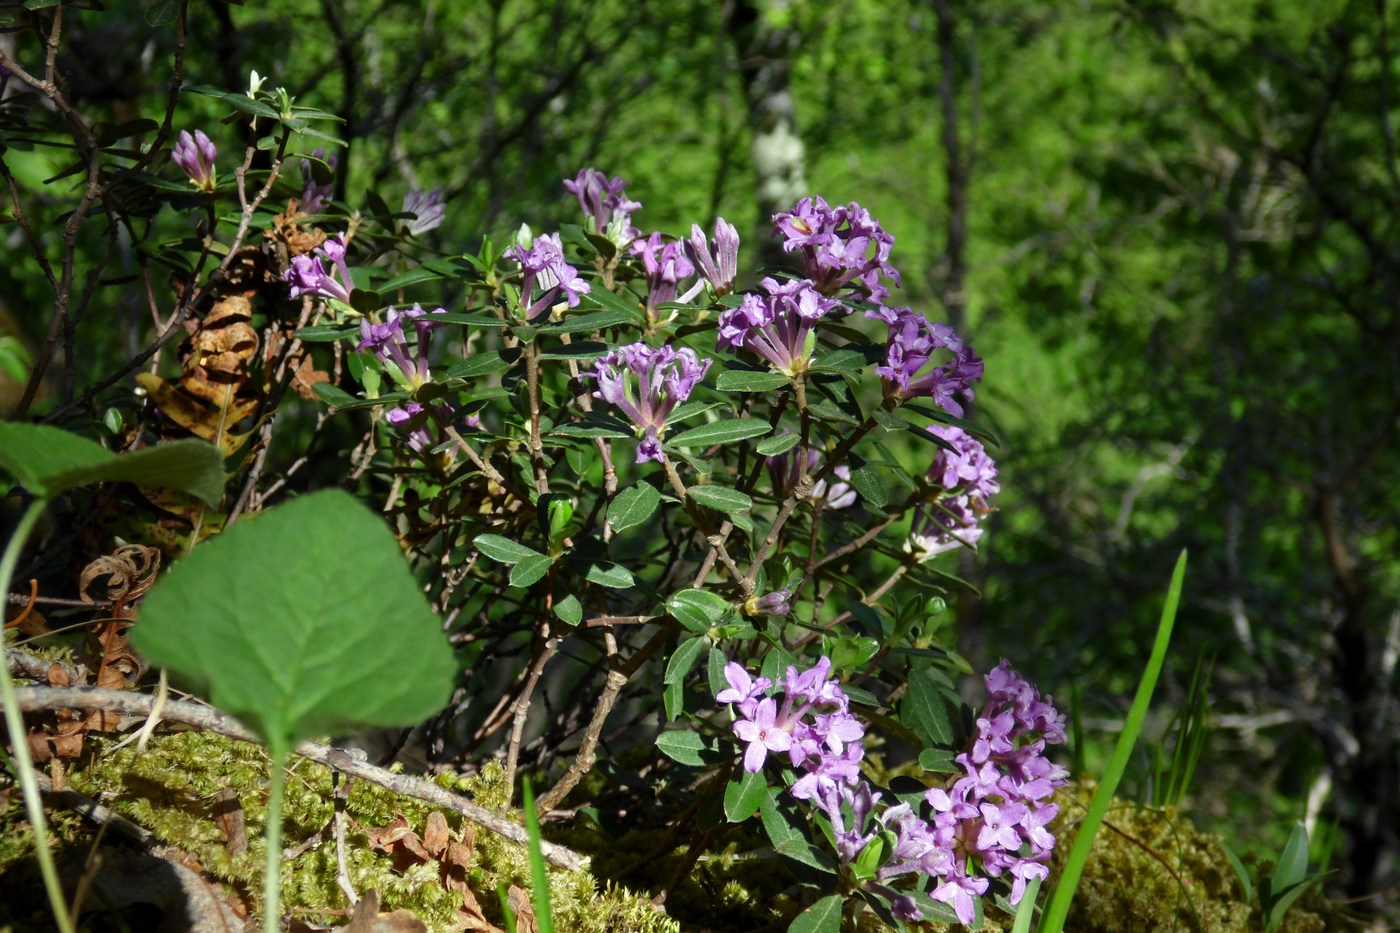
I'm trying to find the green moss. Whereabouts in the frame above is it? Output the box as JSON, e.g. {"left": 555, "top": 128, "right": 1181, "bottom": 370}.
{"left": 0, "top": 734, "right": 676, "bottom": 932}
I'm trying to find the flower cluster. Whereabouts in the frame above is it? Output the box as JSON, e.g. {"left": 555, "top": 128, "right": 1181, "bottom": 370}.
{"left": 909, "top": 425, "right": 999, "bottom": 559}
{"left": 717, "top": 277, "right": 842, "bottom": 377}
{"left": 285, "top": 234, "right": 354, "bottom": 305}
{"left": 871, "top": 306, "right": 983, "bottom": 415}
{"left": 564, "top": 168, "right": 642, "bottom": 249}
{"left": 301, "top": 147, "right": 337, "bottom": 214}
{"left": 585, "top": 342, "right": 711, "bottom": 464}
{"left": 356, "top": 304, "right": 454, "bottom": 454}
{"left": 172, "top": 130, "right": 217, "bottom": 192}
{"left": 716, "top": 657, "right": 1066, "bottom": 926}
{"left": 915, "top": 661, "right": 1068, "bottom": 922}
{"left": 504, "top": 232, "right": 591, "bottom": 319}
{"left": 717, "top": 656, "right": 865, "bottom": 777}
{"left": 402, "top": 186, "right": 446, "bottom": 235}
{"left": 772, "top": 195, "right": 898, "bottom": 303}
{"left": 631, "top": 231, "right": 695, "bottom": 316}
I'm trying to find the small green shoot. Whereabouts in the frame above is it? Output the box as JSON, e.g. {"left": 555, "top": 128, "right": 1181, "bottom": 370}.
{"left": 1149, "top": 651, "right": 1214, "bottom": 808}
{"left": 130, "top": 489, "right": 457, "bottom": 932}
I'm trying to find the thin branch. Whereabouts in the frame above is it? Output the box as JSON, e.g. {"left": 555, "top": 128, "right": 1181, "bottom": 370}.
{"left": 3, "top": 686, "right": 586, "bottom": 871}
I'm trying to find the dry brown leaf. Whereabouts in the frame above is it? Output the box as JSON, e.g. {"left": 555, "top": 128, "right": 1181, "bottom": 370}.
{"left": 211, "top": 788, "right": 247, "bottom": 857}
{"left": 423, "top": 811, "right": 450, "bottom": 858}
{"left": 136, "top": 373, "right": 260, "bottom": 455}
{"left": 364, "top": 815, "right": 436, "bottom": 870}
{"left": 506, "top": 886, "right": 537, "bottom": 933}
{"left": 79, "top": 544, "right": 161, "bottom": 606}
{"left": 343, "top": 889, "right": 429, "bottom": 933}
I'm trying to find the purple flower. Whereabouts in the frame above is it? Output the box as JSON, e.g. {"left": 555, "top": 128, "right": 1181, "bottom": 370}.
{"left": 928, "top": 425, "right": 1000, "bottom": 501}
{"left": 631, "top": 231, "right": 695, "bottom": 315}
{"left": 285, "top": 234, "right": 354, "bottom": 305}
{"left": 504, "top": 232, "right": 591, "bottom": 319}
{"left": 772, "top": 196, "right": 899, "bottom": 303}
{"left": 584, "top": 342, "right": 711, "bottom": 464}
{"left": 402, "top": 186, "right": 445, "bottom": 235}
{"left": 564, "top": 168, "right": 642, "bottom": 247}
{"left": 932, "top": 874, "right": 989, "bottom": 926}
{"left": 874, "top": 307, "right": 983, "bottom": 415}
{"left": 355, "top": 303, "right": 449, "bottom": 389}
{"left": 752, "top": 589, "right": 792, "bottom": 617}
{"left": 715, "top": 662, "right": 772, "bottom": 716}
{"left": 301, "top": 148, "right": 337, "bottom": 214}
{"left": 733, "top": 697, "right": 792, "bottom": 772}
{"left": 172, "top": 130, "right": 217, "bottom": 192}
{"left": 685, "top": 218, "right": 740, "bottom": 296}
{"left": 717, "top": 277, "right": 842, "bottom": 376}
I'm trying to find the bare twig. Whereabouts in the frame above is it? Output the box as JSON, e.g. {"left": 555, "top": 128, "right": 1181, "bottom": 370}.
{"left": 3, "top": 686, "right": 586, "bottom": 871}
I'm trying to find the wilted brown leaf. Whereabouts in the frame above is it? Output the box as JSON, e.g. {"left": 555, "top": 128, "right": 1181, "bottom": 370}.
{"left": 80, "top": 544, "right": 161, "bottom": 607}
{"left": 342, "top": 889, "right": 429, "bottom": 933}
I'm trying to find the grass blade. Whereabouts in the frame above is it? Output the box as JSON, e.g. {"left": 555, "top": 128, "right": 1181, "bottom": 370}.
{"left": 1039, "top": 550, "right": 1187, "bottom": 933}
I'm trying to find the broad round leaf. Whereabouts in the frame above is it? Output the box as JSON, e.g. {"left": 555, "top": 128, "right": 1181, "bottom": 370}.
{"left": 132, "top": 489, "right": 456, "bottom": 754}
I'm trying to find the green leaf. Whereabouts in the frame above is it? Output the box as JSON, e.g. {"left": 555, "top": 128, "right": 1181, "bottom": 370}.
{"left": 537, "top": 341, "right": 611, "bottom": 361}
{"left": 553, "top": 594, "right": 583, "bottom": 626}
{"left": 664, "top": 635, "right": 709, "bottom": 686}
{"left": 608, "top": 483, "right": 662, "bottom": 532}
{"left": 807, "top": 399, "right": 861, "bottom": 425}
{"left": 294, "top": 324, "right": 358, "bottom": 342}
{"left": 473, "top": 534, "right": 546, "bottom": 565}
{"left": 0, "top": 423, "right": 223, "bottom": 506}
{"left": 715, "top": 370, "right": 790, "bottom": 393}
{"left": 142, "top": 0, "right": 178, "bottom": 26}
{"left": 1272, "top": 822, "right": 1311, "bottom": 892}
{"left": 581, "top": 561, "right": 634, "bottom": 589}
{"left": 1221, "top": 843, "right": 1252, "bottom": 904}
{"left": 378, "top": 267, "right": 445, "bottom": 291}
{"left": 809, "top": 348, "right": 869, "bottom": 375}
{"left": 509, "top": 554, "right": 553, "bottom": 588}
{"left": 551, "top": 413, "right": 633, "bottom": 440}
{"left": 577, "top": 288, "right": 642, "bottom": 320}
{"left": 759, "top": 790, "right": 833, "bottom": 872}
{"left": 826, "top": 635, "right": 880, "bottom": 672}
{"left": 546, "top": 309, "right": 633, "bottom": 333}
{"left": 901, "top": 669, "right": 956, "bottom": 748}
{"left": 918, "top": 747, "right": 957, "bottom": 773}
{"left": 849, "top": 464, "right": 887, "bottom": 509}
{"left": 520, "top": 780, "right": 555, "bottom": 933}
{"left": 312, "top": 384, "right": 359, "bottom": 408}
{"left": 723, "top": 769, "right": 768, "bottom": 823}
{"left": 130, "top": 490, "right": 456, "bottom": 753}
{"left": 685, "top": 485, "right": 752, "bottom": 514}
{"left": 655, "top": 731, "right": 710, "bottom": 767}
{"left": 754, "top": 433, "right": 801, "bottom": 456}
{"left": 446, "top": 349, "right": 521, "bottom": 379}
{"left": 667, "top": 589, "right": 732, "bottom": 633}
{"left": 667, "top": 418, "right": 771, "bottom": 448}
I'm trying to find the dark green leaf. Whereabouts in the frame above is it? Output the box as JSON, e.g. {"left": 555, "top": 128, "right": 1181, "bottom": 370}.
{"left": 665, "top": 635, "right": 709, "bottom": 686}
{"left": 428, "top": 312, "right": 508, "bottom": 328}
{"left": 582, "top": 561, "right": 634, "bottom": 589}
{"left": 552, "top": 413, "right": 634, "bottom": 440}
{"left": 312, "top": 383, "right": 358, "bottom": 408}
{"left": 667, "top": 589, "right": 732, "bottom": 632}
{"left": 902, "top": 669, "right": 956, "bottom": 748}
{"left": 655, "top": 731, "right": 710, "bottom": 767}
{"left": 723, "top": 769, "right": 768, "bottom": 823}
{"left": 667, "top": 418, "right": 771, "bottom": 448}
{"left": 378, "top": 267, "right": 446, "bottom": 291}
{"left": 715, "top": 370, "right": 790, "bottom": 393}
{"left": 509, "top": 554, "right": 553, "bottom": 588}
{"left": 686, "top": 485, "right": 752, "bottom": 514}
{"left": 295, "top": 324, "right": 358, "bottom": 342}
{"left": 608, "top": 483, "right": 662, "bottom": 532}
{"left": 849, "top": 465, "right": 887, "bottom": 509}
{"left": 473, "top": 534, "right": 546, "bottom": 565}
{"left": 0, "top": 423, "right": 223, "bottom": 506}
{"left": 554, "top": 594, "right": 583, "bottom": 626}
{"left": 131, "top": 490, "right": 455, "bottom": 753}
{"left": 446, "top": 349, "right": 521, "bottom": 379}
{"left": 809, "top": 348, "right": 869, "bottom": 375}
{"left": 577, "top": 288, "right": 642, "bottom": 320}
{"left": 807, "top": 399, "right": 861, "bottom": 426}
{"left": 537, "top": 341, "right": 611, "bottom": 360}
{"left": 755, "top": 433, "right": 801, "bottom": 456}
{"left": 547, "top": 309, "right": 633, "bottom": 333}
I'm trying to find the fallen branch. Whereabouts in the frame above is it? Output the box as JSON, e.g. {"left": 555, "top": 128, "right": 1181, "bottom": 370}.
{"left": 4, "top": 685, "right": 586, "bottom": 872}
